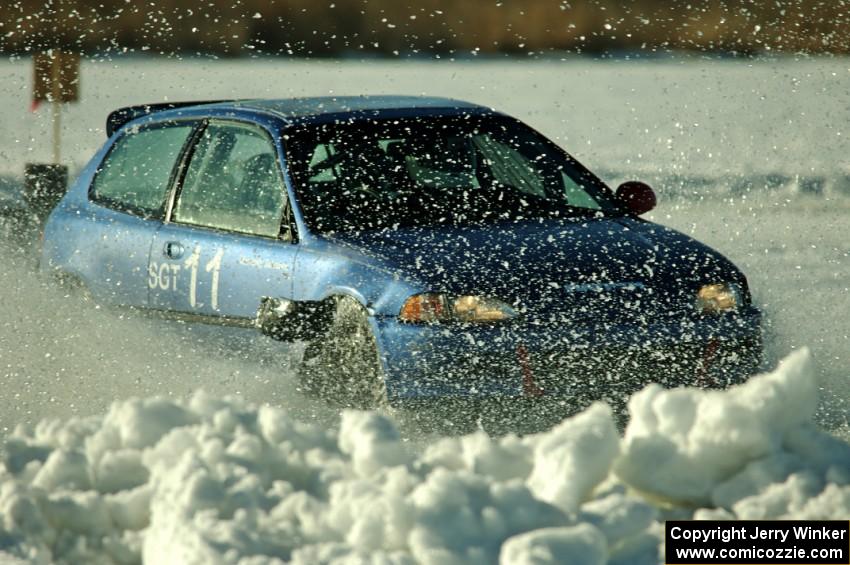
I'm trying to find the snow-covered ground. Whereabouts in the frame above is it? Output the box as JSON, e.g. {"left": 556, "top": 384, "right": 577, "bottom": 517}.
{"left": 2, "top": 55, "right": 849, "bottom": 183}
{"left": 0, "top": 55, "right": 849, "bottom": 562}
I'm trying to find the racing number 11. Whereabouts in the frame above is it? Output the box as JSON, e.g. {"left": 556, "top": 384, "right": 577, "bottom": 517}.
{"left": 183, "top": 246, "right": 224, "bottom": 310}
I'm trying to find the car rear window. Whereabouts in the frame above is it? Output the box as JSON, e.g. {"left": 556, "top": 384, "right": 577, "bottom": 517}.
{"left": 91, "top": 123, "right": 195, "bottom": 217}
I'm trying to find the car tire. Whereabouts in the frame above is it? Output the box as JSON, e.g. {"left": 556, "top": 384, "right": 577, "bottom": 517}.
{"left": 297, "top": 296, "right": 389, "bottom": 409}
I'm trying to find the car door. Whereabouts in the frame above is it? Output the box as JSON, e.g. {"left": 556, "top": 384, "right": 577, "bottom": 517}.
{"left": 78, "top": 121, "right": 198, "bottom": 307}
{"left": 149, "top": 119, "right": 297, "bottom": 322}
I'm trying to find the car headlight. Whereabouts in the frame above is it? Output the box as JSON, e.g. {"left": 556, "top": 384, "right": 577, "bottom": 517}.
{"left": 696, "top": 283, "right": 741, "bottom": 314}
{"left": 399, "top": 293, "right": 518, "bottom": 324}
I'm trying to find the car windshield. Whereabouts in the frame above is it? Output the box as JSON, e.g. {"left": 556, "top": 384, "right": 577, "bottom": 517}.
{"left": 285, "top": 114, "right": 621, "bottom": 234}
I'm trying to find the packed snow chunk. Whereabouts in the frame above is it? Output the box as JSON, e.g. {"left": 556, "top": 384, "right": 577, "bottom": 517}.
{"left": 408, "top": 468, "right": 566, "bottom": 565}
{"left": 338, "top": 411, "right": 411, "bottom": 477}
{"left": 105, "top": 484, "right": 152, "bottom": 531}
{"left": 731, "top": 471, "right": 824, "bottom": 520}
{"left": 578, "top": 488, "right": 661, "bottom": 565}
{"left": 579, "top": 490, "right": 657, "bottom": 547}
{"left": 31, "top": 449, "right": 91, "bottom": 491}
{"left": 499, "top": 523, "right": 607, "bottom": 565}
{"left": 526, "top": 403, "right": 620, "bottom": 513}
{"left": 85, "top": 397, "right": 198, "bottom": 469}
{"left": 256, "top": 404, "right": 337, "bottom": 454}
{"left": 141, "top": 426, "right": 202, "bottom": 479}
{"left": 42, "top": 490, "right": 112, "bottom": 537}
{"left": 144, "top": 452, "right": 264, "bottom": 565}
{"left": 143, "top": 395, "right": 351, "bottom": 564}
{"left": 710, "top": 452, "right": 805, "bottom": 508}
{"left": 1, "top": 437, "right": 52, "bottom": 474}
{"left": 0, "top": 482, "right": 53, "bottom": 558}
{"left": 615, "top": 348, "right": 817, "bottom": 505}
{"left": 289, "top": 543, "right": 415, "bottom": 565}
{"left": 93, "top": 448, "right": 149, "bottom": 494}
{"left": 323, "top": 465, "right": 418, "bottom": 552}
{"left": 104, "top": 397, "right": 198, "bottom": 450}
{"left": 782, "top": 422, "right": 850, "bottom": 473}
{"left": 422, "top": 432, "right": 533, "bottom": 482}
{"left": 792, "top": 482, "right": 850, "bottom": 519}
{"left": 606, "top": 529, "right": 662, "bottom": 565}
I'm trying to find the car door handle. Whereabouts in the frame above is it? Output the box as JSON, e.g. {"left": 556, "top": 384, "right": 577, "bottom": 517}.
{"left": 164, "top": 241, "right": 184, "bottom": 259}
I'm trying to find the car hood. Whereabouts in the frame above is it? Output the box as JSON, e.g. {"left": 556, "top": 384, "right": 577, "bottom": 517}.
{"left": 323, "top": 217, "right": 746, "bottom": 316}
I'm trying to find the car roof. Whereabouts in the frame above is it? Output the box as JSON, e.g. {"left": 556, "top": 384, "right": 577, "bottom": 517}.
{"left": 108, "top": 96, "right": 495, "bottom": 136}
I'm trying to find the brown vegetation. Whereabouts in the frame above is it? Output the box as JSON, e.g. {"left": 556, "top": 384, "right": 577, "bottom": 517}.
{"left": 1, "top": 1, "right": 849, "bottom": 56}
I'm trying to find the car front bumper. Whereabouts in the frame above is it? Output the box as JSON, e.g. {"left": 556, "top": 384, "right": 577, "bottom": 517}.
{"left": 372, "top": 305, "right": 763, "bottom": 404}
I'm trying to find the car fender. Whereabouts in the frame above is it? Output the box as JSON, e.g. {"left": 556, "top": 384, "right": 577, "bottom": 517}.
{"left": 258, "top": 246, "right": 420, "bottom": 355}
{"left": 292, "top": 241, "right": 423, "bottom": 315}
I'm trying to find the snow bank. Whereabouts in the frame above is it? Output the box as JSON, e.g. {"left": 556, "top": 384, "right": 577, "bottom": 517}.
{"left": 1, "top": 348, "right": 848, "bottom": 564}
{"left": 615, "top": 348, "right": 835, "bottom": 505}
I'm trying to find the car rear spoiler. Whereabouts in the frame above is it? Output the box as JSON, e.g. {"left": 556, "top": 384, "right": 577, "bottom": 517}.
{"left": 105, "top": 100, "right": 235, "bottom": 137}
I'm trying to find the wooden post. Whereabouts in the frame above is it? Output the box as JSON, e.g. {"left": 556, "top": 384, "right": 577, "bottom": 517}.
{"left": 51, "top": 54, "right": 62, "bottom": 163}
{"left": 33, "top": 50, "right": 80, "bottom": 165}
{"left": 24, "top": 50, "right": 81, "bottom": 222}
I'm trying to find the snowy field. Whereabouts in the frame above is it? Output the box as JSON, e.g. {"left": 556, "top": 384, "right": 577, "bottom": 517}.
{"left": 0, "top": 55, "right": 849, "bottom": 562}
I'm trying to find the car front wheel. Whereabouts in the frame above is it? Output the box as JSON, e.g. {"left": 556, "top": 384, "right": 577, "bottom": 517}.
{"left": 297, "top": 296, "right": 388, "bottom": 409}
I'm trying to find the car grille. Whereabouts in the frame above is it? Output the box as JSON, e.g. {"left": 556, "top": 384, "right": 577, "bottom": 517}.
{"left": 526, "top": 341, "right": 758, "bottom": 404}
{"left": 525, "top": 285, "right": 693, "bottom": 327}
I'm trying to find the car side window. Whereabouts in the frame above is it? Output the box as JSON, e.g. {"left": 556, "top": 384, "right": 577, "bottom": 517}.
{"left": 562, "top": 172, "right": 602, "bottom": 210}
{"left": 91, "top": 123, "right": 195, "bottom": 217}
{"left": 173, "top": 122, "right": 287, "bottom": 239}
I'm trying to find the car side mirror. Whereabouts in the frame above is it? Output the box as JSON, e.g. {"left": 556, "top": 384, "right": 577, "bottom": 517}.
{"left": 615, "top": 181, "right": 656, "bottom": 215}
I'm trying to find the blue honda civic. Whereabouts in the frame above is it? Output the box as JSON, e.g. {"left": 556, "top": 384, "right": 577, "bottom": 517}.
{"left": 40, "top": 96, "right": 762, "bottom": 414}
